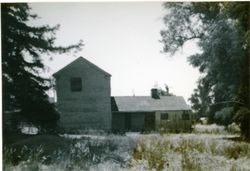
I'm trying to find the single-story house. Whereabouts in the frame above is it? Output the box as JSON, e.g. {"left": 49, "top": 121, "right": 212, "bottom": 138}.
{"left": 111, "top": 89, "right": 192, "bottom": 132}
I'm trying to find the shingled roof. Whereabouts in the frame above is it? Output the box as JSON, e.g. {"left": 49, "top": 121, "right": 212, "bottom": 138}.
{"left": 112, "top": 96, "right": 190, "bottom": 112}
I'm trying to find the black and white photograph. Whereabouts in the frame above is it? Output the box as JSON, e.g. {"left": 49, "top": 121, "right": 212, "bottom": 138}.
{"left": 2, "top": 1, "right": 250, "bottom": 170}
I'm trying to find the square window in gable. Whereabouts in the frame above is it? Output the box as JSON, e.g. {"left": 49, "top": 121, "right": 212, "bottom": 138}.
{"left": 70, "top": 77, "right": 82, "bottom": 92}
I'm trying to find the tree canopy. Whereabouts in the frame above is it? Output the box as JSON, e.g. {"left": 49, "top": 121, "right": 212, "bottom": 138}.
{"left": 161, "top": 2, "right": 249, "bottom": 138}
{"left": 2, "top": 3, "right": 83, "bottom": 133}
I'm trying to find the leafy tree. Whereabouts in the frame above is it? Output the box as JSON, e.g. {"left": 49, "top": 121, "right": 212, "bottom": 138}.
{"left": 227, "top": 2, "right": 250, "bottom": 139}
{"left": 161, "top": 2, "right": 249, "bottom": 138}
{"left": 214, "top": 107, "right": 234, "bottom": 126}
{"left": 188, "top": 79, "right": 211, "bottom": 118}
{"left": 2, "top": 3, "right": 83, "bottom": 133}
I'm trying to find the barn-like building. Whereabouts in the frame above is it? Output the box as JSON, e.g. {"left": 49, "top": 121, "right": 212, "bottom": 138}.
{"left": 53, "top": 57, "right": 112, "bottom": 131}
{"left": 53, "top": 57, "right": 192, "bottom": 132}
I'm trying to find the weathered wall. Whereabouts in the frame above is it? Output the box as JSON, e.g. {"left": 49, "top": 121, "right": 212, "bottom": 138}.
{"left": 112, "top": 112, "right": 145, "bottom": 132}
{"left": 131, "top": 113, "right": 145, "bottom": 131}
{"left": 112, "top": 113, "right": 126, "bottom": 132}
{"left": 54, "top": 60, "right": 111, "bottom": 131}
{"left": 155, "top": 111, "right": 192, "bottom": 132}
{"left": 113, "top": 111, "right": 192, "bottom": 132}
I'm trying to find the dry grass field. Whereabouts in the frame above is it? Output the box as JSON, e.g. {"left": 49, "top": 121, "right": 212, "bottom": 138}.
{"left": 3, "top": 124, "right": 250, "bottom": 171}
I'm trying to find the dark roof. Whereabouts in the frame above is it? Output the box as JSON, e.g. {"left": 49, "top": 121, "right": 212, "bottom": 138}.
{"left": 53, "top": 57, "right": 111, "bottom": 77}
{"left": 112, "top": 96, "right": 190, "bottom": 112}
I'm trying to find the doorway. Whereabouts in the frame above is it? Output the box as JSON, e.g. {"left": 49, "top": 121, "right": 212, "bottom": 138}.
{"left": 144, "top": 112, "right": 155, "bottom": 131}
{"left": 125, "top": 113, "right": 131, "bottom": 131}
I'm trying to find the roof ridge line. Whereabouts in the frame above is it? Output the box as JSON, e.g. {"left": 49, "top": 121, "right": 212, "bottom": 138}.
{"left": 53, "top": 56, "right": 111, "bottom": 77}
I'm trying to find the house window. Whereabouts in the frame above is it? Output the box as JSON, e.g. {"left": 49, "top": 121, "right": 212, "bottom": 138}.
{"left": 161, "top": 113, "right": 169, "bottom": 120}
{"left": 182, "top": 111, "right": 190, "bottom": 120}
{"left": 70, "top": 77, "right": 82, "bottom": 92}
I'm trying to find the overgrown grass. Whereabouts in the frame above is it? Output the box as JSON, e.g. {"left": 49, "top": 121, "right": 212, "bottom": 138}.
{"left": 130, "top": 134, "right": 250, "bottom": 171}
{"left": 3, "top": 125, "right": 250, "bottom": 171}
{"left": 3, "top": 134, "right": 134, "bottom": 171}
{"left": 193, "top": 124, "right": 226, "bottom": 134}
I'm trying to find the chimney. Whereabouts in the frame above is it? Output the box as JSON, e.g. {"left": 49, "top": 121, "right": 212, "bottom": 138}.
{"left": 151, "top": 88, "right": 160, "bottom": 99}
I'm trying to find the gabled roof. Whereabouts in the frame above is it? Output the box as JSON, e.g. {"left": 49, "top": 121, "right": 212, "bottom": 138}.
{"left": 53, "top": 57, "right": 111, "bottom": 77}
{"left": 112, "top": 96, "right": 190, "bottom": 112}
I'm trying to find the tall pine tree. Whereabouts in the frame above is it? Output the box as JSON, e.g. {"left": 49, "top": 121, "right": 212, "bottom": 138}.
{"left": 2, "top": 3, "right": 83, "bottom": 133}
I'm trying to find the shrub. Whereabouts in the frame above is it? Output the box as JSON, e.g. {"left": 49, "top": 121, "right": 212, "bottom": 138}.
{"left": 234, "top": 107, "right": 250, "bottom": 139}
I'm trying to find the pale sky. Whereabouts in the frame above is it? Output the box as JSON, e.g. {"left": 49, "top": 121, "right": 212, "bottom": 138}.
{"left": 28, "top": 2, "right": 201, "bottom": 104}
